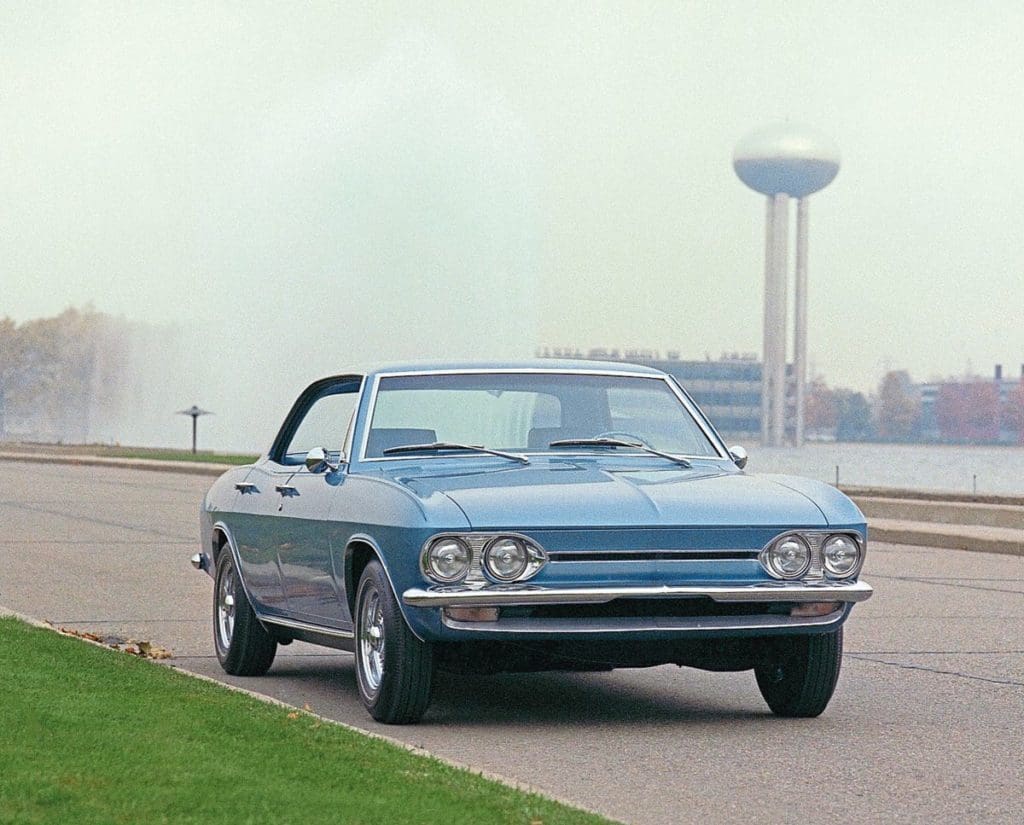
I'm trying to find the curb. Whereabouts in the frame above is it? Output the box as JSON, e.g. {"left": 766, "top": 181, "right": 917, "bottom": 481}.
{"left": 869, "top": 522, "right": 1024, "bottom": 557}
{"left": 0, "top": 451, "right": 233, "bottom": 477}
{"left": 843, "top": 485, "right": 1024, "bottom": 507}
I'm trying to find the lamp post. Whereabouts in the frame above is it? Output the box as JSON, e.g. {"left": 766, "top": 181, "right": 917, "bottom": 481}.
{"left": 177, "top": 405, "right": 212, "bottom": 454}
{"left": 733, "top": 122, "right": 840, "bottom": 447}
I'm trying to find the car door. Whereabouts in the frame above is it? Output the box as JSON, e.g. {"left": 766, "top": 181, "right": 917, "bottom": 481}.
{"left": 228, "top": 460, "right": 293, "bottom": 611}
{"left": 270, "top": 379, "right": 361, "bottom": 625}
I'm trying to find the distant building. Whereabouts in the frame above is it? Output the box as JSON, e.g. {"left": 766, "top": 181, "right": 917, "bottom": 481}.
{"left": 919, "top": 364, "right": 1024, "bottom": 444}
{"left": 537, "top": 347, "right": 767, "bottom": 441}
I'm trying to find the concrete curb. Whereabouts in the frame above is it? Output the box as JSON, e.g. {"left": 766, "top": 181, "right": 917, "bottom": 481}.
{"left": 0, "top": 451, "right": 234, "bottom": 477}
{"left": 869, "top": 520, "right": 1024, "bottom": 557}
{"left": 843, "top": 485, "right": 1024, "bottom": 507}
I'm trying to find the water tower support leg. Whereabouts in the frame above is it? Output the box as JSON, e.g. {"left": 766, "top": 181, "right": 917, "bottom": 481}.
{"left": 794, "top": 197, "right": 809, "bottom": 447}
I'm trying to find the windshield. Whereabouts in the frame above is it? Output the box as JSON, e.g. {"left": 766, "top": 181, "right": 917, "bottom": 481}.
{"left": 363, "top": 372, "right": 723, "bottom": 459}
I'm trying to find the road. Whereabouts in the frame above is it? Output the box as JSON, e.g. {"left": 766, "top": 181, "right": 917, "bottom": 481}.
{"left": 2, "top": 459, "right": 1022, "bottom": 824}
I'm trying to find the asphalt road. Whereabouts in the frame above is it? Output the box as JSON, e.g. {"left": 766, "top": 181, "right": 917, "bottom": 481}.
{"left": 2, "top": 459, "right": 1022, "bottom": 824}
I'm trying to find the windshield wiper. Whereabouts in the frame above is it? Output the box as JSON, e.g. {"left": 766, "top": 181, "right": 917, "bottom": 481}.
{"left": 381, "top": 442, "right": 530, "bottom": 464}
{"left": 548, "top": 438, "right": 692, "bottom": 468}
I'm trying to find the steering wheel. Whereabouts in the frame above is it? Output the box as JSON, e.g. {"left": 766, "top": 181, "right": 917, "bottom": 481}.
{"left": 593, "top": 431, "right": 652, "bottom": 447}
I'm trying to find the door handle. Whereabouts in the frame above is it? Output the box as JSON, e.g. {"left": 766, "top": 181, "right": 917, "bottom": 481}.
{"left": 234, "top": 482, "right": 257, "bottom": 493}
{"left": 275, "top": 485, "right": 298, "bottom": 496}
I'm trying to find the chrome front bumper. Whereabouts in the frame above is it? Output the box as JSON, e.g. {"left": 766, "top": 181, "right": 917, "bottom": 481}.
{"left": 402, "top": 579, "right": 873, "bottom": 608}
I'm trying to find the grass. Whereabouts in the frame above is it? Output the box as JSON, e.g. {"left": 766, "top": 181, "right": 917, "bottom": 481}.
{"left": 0, "top": 442, "right": 257, "bottom": 465}
{"left": 89, "top": 446, "right": 258, "bottom": 464}
{"left": 0, "top": 618, "right": 612, "bottom": 825}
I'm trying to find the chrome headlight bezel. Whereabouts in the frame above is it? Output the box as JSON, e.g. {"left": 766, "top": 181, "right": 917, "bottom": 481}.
{"left": 421, "top": 537, "right": 472, "bottom": 583}
{"left": 822, "top": 533, "right": 864, "bottom": 579}
{"left": 759, "top": 530, "right": 865, "bottom": 581}
{"left": 420, "top": 532, "right": 548, "bottom": 585}
{"left": 482, "top": 537, "right": 528, "bottom": 581}
{"left": 760, "top": 533, "right": 812, "bottom": 579}
{"left": 481, "top": 536, "right": 549, "bottom": 582}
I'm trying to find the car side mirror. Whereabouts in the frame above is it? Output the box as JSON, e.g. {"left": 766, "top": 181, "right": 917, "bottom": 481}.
{"left": 305, "top": 446, "right": 340, "bottom": 473}
{"left": 728, "top": 445, "right": 748, "bottom": 469}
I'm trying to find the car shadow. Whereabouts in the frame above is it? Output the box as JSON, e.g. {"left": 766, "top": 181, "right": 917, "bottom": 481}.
{"left": 263, "top": 653, "right": 767, "bottom": 726}
{"left": 422, "top": 669, "right": 767, "bottom": 726}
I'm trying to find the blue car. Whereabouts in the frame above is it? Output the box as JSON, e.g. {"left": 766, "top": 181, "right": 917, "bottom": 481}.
{"left": 195, "top": 362, "right": 872, "bottom": 724}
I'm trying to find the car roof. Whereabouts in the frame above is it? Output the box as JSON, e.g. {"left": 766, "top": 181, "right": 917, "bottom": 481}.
{"left": 358, "top": 359, "right": 668, "bottom": 379}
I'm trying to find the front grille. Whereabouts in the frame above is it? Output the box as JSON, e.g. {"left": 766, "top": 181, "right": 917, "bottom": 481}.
{"left": 547, "top": 550, "right": 759, "bottom": 563}
{"left": 502, "top": 598, "right": 792, "bottom": 621}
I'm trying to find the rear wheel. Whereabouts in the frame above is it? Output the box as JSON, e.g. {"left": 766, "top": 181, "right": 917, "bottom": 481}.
{"left": 755, "top": 629, "right": 842, "bottom": 717}
{"left": 355, "top": 560, "right": 434, "bottom": 724}
{"left": 213, "top": 550, "right": 277, "bottom": 676}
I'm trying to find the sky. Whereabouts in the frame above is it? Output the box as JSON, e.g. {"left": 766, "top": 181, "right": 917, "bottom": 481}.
{"left": 3, "top": 1, "right": 1024, "bottom": 448}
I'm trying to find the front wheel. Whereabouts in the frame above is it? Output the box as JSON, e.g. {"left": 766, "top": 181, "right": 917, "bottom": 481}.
{"left": 754, "top": 629, "right": 842, "bottom": 717}
{"left": 355, "top": 560, "right": 434, "bottom": 724}
{"left": 213, "top": 550, "right": 277, "bottom": 676}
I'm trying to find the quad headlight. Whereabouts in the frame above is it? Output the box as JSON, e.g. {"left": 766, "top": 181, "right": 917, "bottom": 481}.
{"left": 423, "top": 537, "right": 472, "bottom": 583}
{"left": 483, "top": 537, "right": 530, "bottom": 581}
{"left": 823, "top": 534, "right": 862, "bottom": 578}
{"left": 759, "top": 531, "right": 864, "bottom": 580}
{"left": 421, "top": 533, "right": 547, "bottom": 585}
{"left": 762, "top": 535, "right": 812, "bottom": 579}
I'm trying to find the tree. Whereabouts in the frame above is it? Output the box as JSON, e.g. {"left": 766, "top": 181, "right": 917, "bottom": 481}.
{"left": 833, "top": 389, "right": 875, "bottom": 442}
{"left": 804, "top": 376, "right": 837, "bottom": 439}
{"left": 0, "top": 308, "right": 130, "bottom": 443}
{"left": 876, "top": 370, "right": 921, "bottom": 442}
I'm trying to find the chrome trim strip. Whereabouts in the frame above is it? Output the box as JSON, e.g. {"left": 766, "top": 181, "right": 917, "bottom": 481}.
{"left": 441, "top": 611, "right": 845, "bottom": 634}
{"left": 342, "top": 375, "right": 366, "bottom": 462}
{"left": 258, "top": 615, "right": 355, "bottom": 640}
{"left": 403, "top": 579, "right": 872, "bottom": 608}
{"left": 662, "top": 374, "right": 730, "bottom": 458}
{"left": 357, "top": 368, "right": 728, "bottom": 463}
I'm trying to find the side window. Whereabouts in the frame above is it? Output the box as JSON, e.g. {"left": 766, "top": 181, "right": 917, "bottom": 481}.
{"left": 283, "top": 388, "right": 359, "bottom": 464}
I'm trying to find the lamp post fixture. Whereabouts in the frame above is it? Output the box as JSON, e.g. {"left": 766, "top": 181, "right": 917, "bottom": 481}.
{"left": 177, "top": 405, "right": 213, "bottom": 454}
{"left": 733, "top": 123, "right": 840, "bottom": 447}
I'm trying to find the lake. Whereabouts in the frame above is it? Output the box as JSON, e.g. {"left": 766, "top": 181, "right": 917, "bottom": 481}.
{"left": 747, "top": 442, "right": 1024, "bottom": 495}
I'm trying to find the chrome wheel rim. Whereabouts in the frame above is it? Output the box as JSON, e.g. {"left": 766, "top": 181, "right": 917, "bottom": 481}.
{"left": 358, "top": 586, "right": 385, "bottom": 695}
{"left": 217, "top": 561, "right": 236, "bottom": 650}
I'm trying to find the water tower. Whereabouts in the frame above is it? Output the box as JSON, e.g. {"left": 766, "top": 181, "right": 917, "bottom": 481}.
{"left": 733, "top": 123, "right": 840, "bottom": 447}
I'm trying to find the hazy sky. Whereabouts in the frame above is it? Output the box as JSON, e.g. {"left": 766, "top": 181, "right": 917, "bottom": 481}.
{"left": 4, "top": 1, "right": 1024, "bottom": 425}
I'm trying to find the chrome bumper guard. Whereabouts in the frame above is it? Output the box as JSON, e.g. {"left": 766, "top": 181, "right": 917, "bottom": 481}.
{"left": 403, "top": 579, "right": 873, "bottom": 608}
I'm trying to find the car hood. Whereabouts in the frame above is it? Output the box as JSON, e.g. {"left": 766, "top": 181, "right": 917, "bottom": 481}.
{"left": 388, "top": 461, "right": 836, "bottom": 530}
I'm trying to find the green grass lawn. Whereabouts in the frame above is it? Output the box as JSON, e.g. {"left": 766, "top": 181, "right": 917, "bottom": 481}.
{"left": 0, "top": 618, "right": 613, "bottom": 825}
{"left": 91, "top": 445, "right": 258, "bottom": 464}
{"left": 0, "top": 443, "right": 257, "bottom": 465}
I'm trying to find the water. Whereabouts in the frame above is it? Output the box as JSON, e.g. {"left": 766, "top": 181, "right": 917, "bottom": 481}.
{"left": 749, "top": 442, "right": 1024, "bottom": 495}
